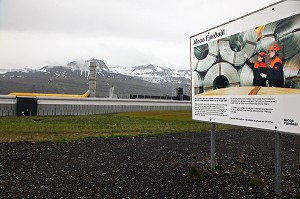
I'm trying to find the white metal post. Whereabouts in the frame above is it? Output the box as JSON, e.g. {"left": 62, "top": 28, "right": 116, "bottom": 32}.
{"left": 274, "top": 131, "right": 282, "bottom": 196}
{"left": 211, "top": 123, "right": 216, "bottom": 170}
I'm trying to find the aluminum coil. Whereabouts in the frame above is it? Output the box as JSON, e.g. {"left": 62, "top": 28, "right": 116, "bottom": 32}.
{"left": 277, "top": 14, "right": 300, "bottom": 59}
{"left": 289, "top": 76, "right": 300, "bottom": 88}
{"left": 256, "top": 20, "right": 280, "bottom": 54}
{"left": 193, "top": 41, "right": 219, "bottom": 72}
{"left": 239, "top": 63, "right": 254, "bottom": 86}
{"left": 193, "top": 71, "right": 204, "bottom": 94}
{"left": 203, "top": 62, "right": 240, "bottom": 91}
{"left": 219, "top": 29, "right": 257, "bottom": 66}
{"left": 257, "top": 13, "right": 300, "bottom": 59}
{"left": 284, "top": 52, "right": 300, "bottom": 78}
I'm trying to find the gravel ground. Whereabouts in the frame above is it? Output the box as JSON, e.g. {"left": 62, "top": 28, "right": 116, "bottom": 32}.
{"left": 0, "top": 129, "right": 299, "bottom": 198}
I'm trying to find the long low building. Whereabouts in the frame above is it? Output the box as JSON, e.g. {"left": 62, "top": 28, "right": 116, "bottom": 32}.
{"left": 0, "top": 95, "right": 191, "bottom": 117}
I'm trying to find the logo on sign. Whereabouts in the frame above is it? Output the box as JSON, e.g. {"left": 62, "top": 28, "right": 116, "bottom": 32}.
{"left": 283, "top": 118, "right": 298, "bottom": 126}
{"left": 193, "top": 29, "right": 225, "bottom": 45}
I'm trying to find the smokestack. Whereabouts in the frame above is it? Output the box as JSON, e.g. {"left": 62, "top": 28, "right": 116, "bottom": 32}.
{"left": 109, "top": 85, "right": 114, "bottom": 98}
{"left": 89, "top": 61, "right": 97, "bottom": 97}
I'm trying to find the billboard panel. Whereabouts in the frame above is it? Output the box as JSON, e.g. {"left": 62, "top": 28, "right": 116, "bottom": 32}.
{"left": 191, "top": 0, "right": 300, "bottom": 134}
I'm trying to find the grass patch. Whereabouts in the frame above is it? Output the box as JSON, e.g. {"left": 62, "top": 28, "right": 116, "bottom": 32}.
{"left": 0, "top": 110, "right": 237, "bottom": 142}
{"left": 188, "top": 167, "right": 204, "bottom": 181}
{"left": 233, "top": 167, "right": 246, "bottom": 175}
{"left": 215, "top": 164, "right": 223, "bottom": 171}
{"left": 250, "top": 177, "right": 267, "bottom": 188}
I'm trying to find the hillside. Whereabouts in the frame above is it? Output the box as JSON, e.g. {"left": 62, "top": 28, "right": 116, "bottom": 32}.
{"left": 0, "top": 59, "right": 191, "bottom": 98}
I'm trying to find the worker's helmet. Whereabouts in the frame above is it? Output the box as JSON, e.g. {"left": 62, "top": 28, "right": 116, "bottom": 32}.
{"left": 268, "top": 43, "right": 280, "bottom": 52}
{"left": 258, "top": 52, "right": 266, "bottom": 58}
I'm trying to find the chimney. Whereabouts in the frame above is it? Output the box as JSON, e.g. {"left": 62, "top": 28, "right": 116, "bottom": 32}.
{"left": 89, "top": 61, "right": 97, "bottom": 97}
{"left": 109, "top": 85, "right": 114, "bottom": 98}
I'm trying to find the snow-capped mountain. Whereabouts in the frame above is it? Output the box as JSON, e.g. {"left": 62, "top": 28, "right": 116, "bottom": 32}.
{"left": 39, "top": 59, "right": 191, "bottom": 85}
{"left": 0, "top": 67, "right": 34, "bottom": 74}
{"left": 0, "top": 59, "right": 191, "bottom": 98}
{"left": 110, "top": 64, "right": 190, "bottom": 84}
{"left": 39, "top": 59, "right": 108, "bottom": 79}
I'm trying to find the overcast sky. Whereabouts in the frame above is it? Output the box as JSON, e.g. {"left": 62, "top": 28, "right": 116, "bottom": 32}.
{"left": 0, "top": 0, "right": 280, "bottom": 70}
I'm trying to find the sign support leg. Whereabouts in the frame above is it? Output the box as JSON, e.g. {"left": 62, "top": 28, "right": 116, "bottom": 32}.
{"left": 274, "top": 131, "right": 282, "bottom": 196}
{"left": 211, "top": 123, "right": 216, "bottom": 170}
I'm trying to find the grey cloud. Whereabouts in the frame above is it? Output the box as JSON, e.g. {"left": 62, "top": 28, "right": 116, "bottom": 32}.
{"left": 0, "top": 0, "right": 280, "bottom": 69}
{"left": 0, "top": 0, "right": 191, "bottom": 42}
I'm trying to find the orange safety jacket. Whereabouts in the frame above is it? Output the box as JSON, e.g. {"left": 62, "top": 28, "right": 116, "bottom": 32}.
{"left": 269, "top": 56, "right": 283, "bottom": 70}
{"left": 254, "top": 62, "right": 268, "bottom": 69}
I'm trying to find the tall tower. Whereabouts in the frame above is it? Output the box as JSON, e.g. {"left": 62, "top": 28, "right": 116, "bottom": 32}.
{"left": 89, "top": 61, "right": 97, "bottom": 98}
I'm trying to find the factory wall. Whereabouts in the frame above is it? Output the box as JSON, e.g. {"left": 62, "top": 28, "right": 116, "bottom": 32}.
{"left": 0, "top": 96, "right": 16, "bottom": 116}
{"left": 0, "top": 95, "right": 191, "bottom": 116}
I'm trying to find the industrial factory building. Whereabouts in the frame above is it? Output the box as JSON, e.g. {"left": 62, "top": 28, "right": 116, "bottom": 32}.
{"left": 0, "top": 61, "right": 191, "bottom": 116}
{"left": 130, "top": 87, "right": 190, "bottom": 101}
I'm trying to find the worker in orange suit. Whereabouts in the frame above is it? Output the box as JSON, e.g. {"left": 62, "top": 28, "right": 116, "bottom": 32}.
{"left": 267, "top": 44, "right": 284, "bottom": 87}
{"left": 244, "top": 51, "right": 268, "bottom": 86}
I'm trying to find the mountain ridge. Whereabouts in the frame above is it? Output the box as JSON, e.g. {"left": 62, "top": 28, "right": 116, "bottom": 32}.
{"left": 0, "top": 59, "right": 191, "bottom": 98}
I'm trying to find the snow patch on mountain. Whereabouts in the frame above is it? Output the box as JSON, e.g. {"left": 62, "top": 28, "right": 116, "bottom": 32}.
{"left": 67, "top": 60, "right": 90, "bottom": 73}
{"left": 110, "top": 64, "right": 190, "bottom": 84}
{"left": 0, "top": 68, "right": 18, "bottom": 74}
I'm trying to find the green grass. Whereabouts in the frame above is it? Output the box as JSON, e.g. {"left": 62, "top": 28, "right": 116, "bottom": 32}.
{"left": 233, "top": 167, "right": 246, "bottom": 175}
{"left": 250, "top": 177, "right": 267, "bottom": 188}
{"left": 188, "top": 167, "right": 204, "bottom": 181}
{"left": 0, "top": 110, "right": 236, "bottom": 142}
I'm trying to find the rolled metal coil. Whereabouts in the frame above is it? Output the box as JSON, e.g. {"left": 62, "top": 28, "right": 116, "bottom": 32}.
{"left": 203, "top": 62, "right": 240, "bottom": 91}
{"left": 277, "top": 14, "right": 300, "bottom": 59}
{"left": 256, "top": 20, "right": 280, "bottom": 54}
{"left": 289, "top": 76, "right": 300, "bottom": 88}
{"left": 193, "top": 71, "right": 205, "bottom": 94}
{"left": 284, "top": 52, "right": 300, "bottom": 78}
{"left": 238, "top": 63, "right": 254, "bottom": 86}
{"left": 257, "top": 13, "right": 300, "bottom": 59}
{"left": 192, "top": 41, "right": 219, "bottom": 72}
{"left": 219, "top": 29, "right": 257, "bottom": 66}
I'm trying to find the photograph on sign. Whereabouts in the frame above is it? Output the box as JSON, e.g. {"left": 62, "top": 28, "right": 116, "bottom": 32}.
{"left": 191, "top": 2, "right": 300, "bottom": 135}
{"left": 193, "top": 13, "right": 300, "bottom": 96}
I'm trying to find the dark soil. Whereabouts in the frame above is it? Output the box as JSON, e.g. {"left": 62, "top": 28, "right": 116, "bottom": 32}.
{"left": 0, "top": 129, "right": 299, "bottom": 198}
